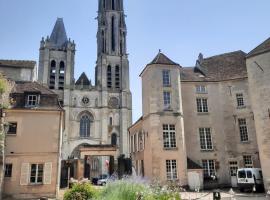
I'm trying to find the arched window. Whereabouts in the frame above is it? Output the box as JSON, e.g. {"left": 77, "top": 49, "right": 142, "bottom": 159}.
{"left": 80, "top": 115, "right": 91, "bottom": 138}
{"left": 107, "top": 65, "right": 112, "bottom": 88}
{"left": 112, "top": 0, "right": 115, "bottom": 10}
{"left": 111, "top": 16, "right": 115, "bottom": 52}
{"left": 101, "top": 30, "right": 106, "bottom": 53}
{"left": 103, "top": 0, "right": 106, "bottom": 9}
{"left": 111, "top": 133, "right": 117, "bottom": 146}
{"left": 58, "top": 61, "right": 65, "bottom": 90}
{"left": 115, "top": 65, "right": 120, "bottom": 89}
{"left": 49, "top": 60, "right": 56, "bottom": 89}
{"left": 109, "top": 117, "right": 113, "bottom": 126}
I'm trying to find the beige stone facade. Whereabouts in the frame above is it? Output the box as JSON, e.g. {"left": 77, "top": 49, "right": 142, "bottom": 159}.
{"left": 246, "top": 41, "right": 270, "bottom": 191}
{"left": 130, "top": 49, "right": 267, "bottom": 189}
{"left": 3, "top": 82, "right": 64, "bottom": 199}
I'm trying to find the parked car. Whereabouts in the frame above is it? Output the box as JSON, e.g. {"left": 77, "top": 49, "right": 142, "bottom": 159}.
{"left": 97, "top": 174, "right": 109, "bottom": 186}
{"left": 237, "top": 168, "right": 264, "bottom": 192}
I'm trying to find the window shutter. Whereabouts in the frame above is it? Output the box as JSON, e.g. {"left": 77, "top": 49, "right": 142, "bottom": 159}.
{"left": 20, "top": 163, "right": 30, "bottom": 185}
{"left": 44, "top": 162, "right": 52, "bottom": 185}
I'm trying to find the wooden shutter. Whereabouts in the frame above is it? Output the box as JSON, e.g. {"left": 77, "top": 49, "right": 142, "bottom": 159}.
{"left": 20, "top": 163, "right": 30, "bottom": 185}
{"left": 44, "top": 162, "right": 52, "bottom": 185}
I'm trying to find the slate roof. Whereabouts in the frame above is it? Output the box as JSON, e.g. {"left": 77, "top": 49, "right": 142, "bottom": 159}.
{"left": 12, "top": 81, "right": 56, "bottom": 95}
{"left": 140, "top": 51, "right": 180, "bottom": 76}
{"left": 181, "top": 50, "right": 247, "bottom": 82}
{"left": 49, "top": 18, "right": 68, "bottom": 48}
{"left": 0, "top": 60, "right": 36, "bottom": 68}
{"left": 247, "top": 37, "right": 270, "bottom": 58}
{"left": 75, "top": 72, "right": 90, "bottom": 86}
{"left": 148, "top": 52, "right": 179, "bottom": 66}
{"left": 187, "top": 158, "right": 202, "bottom": 169}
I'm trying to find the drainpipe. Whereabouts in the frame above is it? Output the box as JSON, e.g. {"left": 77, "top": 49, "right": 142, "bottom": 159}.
{"left": 56, "top": 109, "right": 64, "bottom": 199}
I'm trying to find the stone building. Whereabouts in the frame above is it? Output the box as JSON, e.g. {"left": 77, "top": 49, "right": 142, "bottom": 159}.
{"left": 37, "top": 0, "right": 132, "bottom": 181}
{"left": 0, "top": 60, "right": 36, "bottom": 82}
{"left": 3, "top": 81, "right": 64, "bottom": 199}
{"left": 130, "top": 50, "right": 261, "bottom": 188}
{"left": 246, "top": 37, "right": 270, "bottom": 191}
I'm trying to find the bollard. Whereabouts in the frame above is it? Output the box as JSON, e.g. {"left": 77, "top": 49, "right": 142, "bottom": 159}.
{"left": 213, "top": 191, "right": 221, "bottom": 200}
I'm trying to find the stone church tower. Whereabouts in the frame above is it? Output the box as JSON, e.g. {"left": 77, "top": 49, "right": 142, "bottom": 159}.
{"left": 38, "top": 0, "right": 132, "bottom": 166}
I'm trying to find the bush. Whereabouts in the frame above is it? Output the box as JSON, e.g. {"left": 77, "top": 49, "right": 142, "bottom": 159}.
{"left": 97, "top": 180, "right": 181, "bottom": 200}
{"left": 64, "top": 183, "right": 98, "bottom": 200}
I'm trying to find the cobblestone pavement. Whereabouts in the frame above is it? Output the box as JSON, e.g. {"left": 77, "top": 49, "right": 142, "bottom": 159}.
{"left": 180, "top": 191, "right": 270, "bottom": 200}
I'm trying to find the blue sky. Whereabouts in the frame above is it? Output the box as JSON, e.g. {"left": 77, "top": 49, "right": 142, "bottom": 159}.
{"left": 0, "top": 0, "right": 270, "bottom": 121}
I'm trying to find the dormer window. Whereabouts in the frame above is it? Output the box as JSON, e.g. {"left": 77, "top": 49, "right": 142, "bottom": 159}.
{"left": 26, "top": 95, "right": 39, "bottom": 107}
{"left": 196, "top": 85, "right": 207, "bottom": 94}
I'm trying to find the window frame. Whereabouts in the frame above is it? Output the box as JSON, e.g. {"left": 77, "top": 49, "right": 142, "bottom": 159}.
{"left": 196, "top": 98, "right": 208, "bottom": 113}
{"left": 166, "top": 160, "right": 178, "bottom": 180}
{"left": 163, "top": 91, "right": 171, "bottom": 109}
{"left": 162, "top": 70, "right": 171, "bottom": 87}
{"left": 243, "top": 155, "right": 253, "bottom": 168}
{"left": 202, "top": 160, "right": 216, "bottom": 178}
{"left": 4, "top": 164, "right": 12, "bottom": 178}
{"left": 7, "top": 122, "right": 17, "bottom": 135}
{"left": 196, "top": 85, "right": 207, "bottom": 94}
{"left": 238, "top": 118, "right": 249, "bottom": 142}
{"left": 163, "top": 124, "right": 177, "bottom": 149}
{"left": 199, "top": 128, "right": 213, "bottom": 151}
{"left": 236, "top": 93, "right": 245, "bottom": 108}
{"left": 26, "top": 94, "right": 39, "bottom": 107}
{"left": 30, "top": 163, "right": 44, "bottom": 185}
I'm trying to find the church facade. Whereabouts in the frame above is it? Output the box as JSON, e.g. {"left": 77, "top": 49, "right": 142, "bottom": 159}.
{"left": 38, "top": 0, "right": 132, "bottom": 163}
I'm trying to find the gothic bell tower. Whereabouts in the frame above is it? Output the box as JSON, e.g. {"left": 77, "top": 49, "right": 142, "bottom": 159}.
{"left": 38, "top": 18, "right": 75, "bottom": 91}
{"left": 95, "top": 0, "right": 129, "bottom": 91}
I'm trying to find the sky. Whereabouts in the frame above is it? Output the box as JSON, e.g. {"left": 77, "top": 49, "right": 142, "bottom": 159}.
{"left": 0, "top": 0, "right": 270, "bottom": 122}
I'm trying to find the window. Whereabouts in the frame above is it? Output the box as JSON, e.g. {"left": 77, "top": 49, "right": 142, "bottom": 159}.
{"left": 166, "top": 160, "right": 177, "bottom": 180}
{"left": 112, "top": 0, "right": 115, "bottom": 10}
{"left": 163, "top": 124, "right": 176, "bottom": 149}
{"left": 134, "top": 133, "right": 137, "bottom": 152}
{"left": 236, "top": 93, "right": 245, "bottom": 108}
{"left": 162, "top": 70, "right": 171, "bottom": 86}
{"left": 58, "top": 61, "right": 65, "bottom": 90}
{"left": 49, "top": 60, "right": 56, "bottom": 89}
{"left": 199, "top": 128, "right": 213, "bottom": 150}
{"left": 196, "top": 85, "right": 207, "bottom": 93}
{"left": 229, "top": 161, "right": 238, "bottom": 176}
{"left": 30, "top": 164, "right": 43, "bottom": 184}
{"left": 202, "top": 160, "right": 216, "bottom": 177}
{"left": 138, "top": 132, "right": 144, "bottom": 151}
{"left": 238, "top": 118, "right": 248, "bottom": 142}
{"left": 243, "top": 155, "right": 253, "bottom": 168}
{"left": 115, "top": 66, "right": 120, "bottom": 89}
{"left": 26, "top": 95, "right": 38, "bottom": 107}
{"left": 163, "top": 91, "right": 171, "bottom": 109}
{"left": 111, "top": 133, "right": 117, "bottom": 146}
{"left": 109, "top": 117, "right": 113, "bottom": 126}
{"left": 80, "top": 115, "right": 91, "bottom": 138}
{"left": 197, "top": 98, "right": 208, "bottom": 113}
{"left": 111, "top": 16, "right": 115, "bottom": 52}
{"left": 4, "top": 164, "right": 12, "bottom": 177}
{"left": 7, "top": 122, "right": 17, "bottom": 135}
{"left": 107, "top": 65, "right": 112, "bottom": 88}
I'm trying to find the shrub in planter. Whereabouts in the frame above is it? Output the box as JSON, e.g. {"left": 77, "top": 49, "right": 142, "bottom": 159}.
{"left": 64, "top": 183, "right": 98, "bottom": 200}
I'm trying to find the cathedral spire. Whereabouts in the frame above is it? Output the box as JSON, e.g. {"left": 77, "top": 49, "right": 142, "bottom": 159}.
{"left": 97, "top": 0, "right": 127, "bottom": 56}
{"left": 49, "top": 18, "right": 68, "bottom": 48}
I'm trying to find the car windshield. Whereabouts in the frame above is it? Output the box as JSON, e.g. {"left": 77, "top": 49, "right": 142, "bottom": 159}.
{"left": 99, "top": 174, "right": 108, "bottom": 179}
{"left": 247, "top": 170, "right": 252, "bottom": 178}
{"left": 238, "top": 170, "right": 246, "bottom": 178}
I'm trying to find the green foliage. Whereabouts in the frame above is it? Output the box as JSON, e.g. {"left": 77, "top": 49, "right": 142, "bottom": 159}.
{"left": 96, "top": 180, "right": 181, "bottom": 200}
{"left": 64, "top": 183, "right": 99, "bottom": 200}
{"left": 0, "top": 76, "right": 7, "bottom": 95}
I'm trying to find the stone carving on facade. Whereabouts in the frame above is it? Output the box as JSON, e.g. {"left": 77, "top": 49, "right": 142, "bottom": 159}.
{"left": 108, "top": 97, "right": 119, "bottom": 109}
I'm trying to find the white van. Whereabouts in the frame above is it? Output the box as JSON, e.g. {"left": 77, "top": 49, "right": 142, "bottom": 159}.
{"left": 237, "top": 168, "right": 264, "bottom": 192}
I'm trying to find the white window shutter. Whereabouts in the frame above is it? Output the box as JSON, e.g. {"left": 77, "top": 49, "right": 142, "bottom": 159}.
{"left": 44, "top": 162, "right": 52, "bottom": 185}
{"left": 20, "top": 163, "right": 30, "bottom": 185}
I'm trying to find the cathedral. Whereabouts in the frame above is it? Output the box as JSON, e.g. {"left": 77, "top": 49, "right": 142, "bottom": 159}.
{"left": 38, "top": 0, "right": 132, "bottom": 162}
{"left": 37, "top": 0, "right": 132, "bottom": 184}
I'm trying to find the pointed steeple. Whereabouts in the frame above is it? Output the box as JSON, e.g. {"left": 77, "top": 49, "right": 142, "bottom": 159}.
{"left": 49, "top": 18, "right": 68, "bottom": 48}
